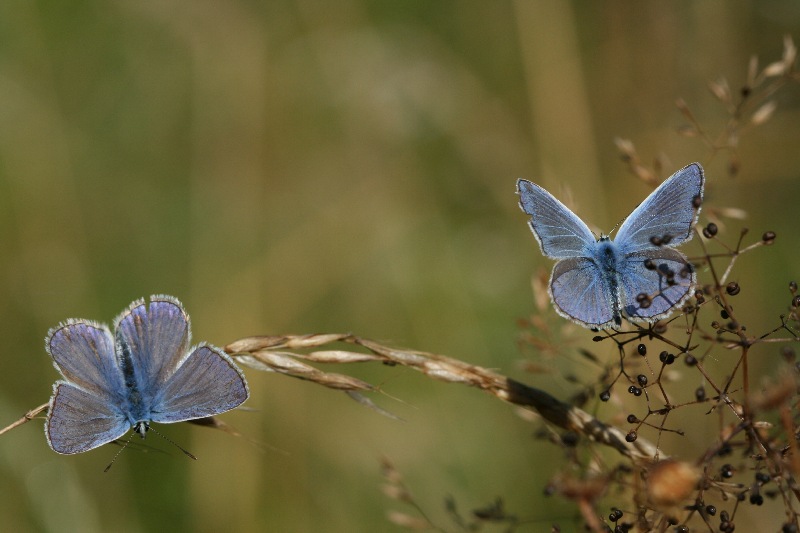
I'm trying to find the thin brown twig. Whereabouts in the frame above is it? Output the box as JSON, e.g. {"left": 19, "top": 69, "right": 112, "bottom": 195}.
{"left": 0, "top": 403, "right": 48, "bottom": 437}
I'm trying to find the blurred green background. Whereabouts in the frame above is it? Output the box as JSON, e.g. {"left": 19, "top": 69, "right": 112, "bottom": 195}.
{"left": 0, "top": 1, "right": 798, "bottom": 531}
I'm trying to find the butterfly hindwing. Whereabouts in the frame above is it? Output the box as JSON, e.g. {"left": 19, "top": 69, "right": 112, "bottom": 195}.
{"left": 46, "top": 382, "right": 129, "bottom": 454}
{"left": 620, "top": 248, "right": 696, "bottom": 321}
{"left": 150, "top": 344, "right": 250, "bottom": 423}
{"left": 549, "top": 256, "right": 617, "bottom": 328}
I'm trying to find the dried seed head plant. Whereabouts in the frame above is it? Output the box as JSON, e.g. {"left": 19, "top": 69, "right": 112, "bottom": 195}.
{"left": 1, "top": 35, "right": 799, "bottom": 533}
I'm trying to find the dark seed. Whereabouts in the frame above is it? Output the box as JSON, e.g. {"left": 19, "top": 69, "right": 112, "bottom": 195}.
{"left": 726, "top": 282, "right": 740, "bottom": 296}
{"left": 694, "top": 290, "right": 705, "bottom": 303}
{"left": 695, "top": 387, "right": 706, "bottom": 401}
{"left": 755, "top": 472, "right": 771, "bottom": 484}
{"left": 561, "top": 431, "right": 579, "bottom": 447}
{"left": 703, "top": 223, "right": 718, "bottom": 238}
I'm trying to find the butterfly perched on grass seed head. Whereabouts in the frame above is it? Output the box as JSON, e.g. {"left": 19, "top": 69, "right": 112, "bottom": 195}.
{"left": 45, "top": 295, "right": 249, "bottom": 454}
{"left": 516, "top": 163, "right": 704, "bottom": 329}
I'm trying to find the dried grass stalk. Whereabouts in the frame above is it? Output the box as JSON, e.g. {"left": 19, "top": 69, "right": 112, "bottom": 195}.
{"left": 225, "top": 333, "right": 661, "bottom": 462}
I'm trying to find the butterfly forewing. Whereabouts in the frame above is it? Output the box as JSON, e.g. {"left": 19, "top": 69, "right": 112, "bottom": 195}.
{"left": 150, "top": 344, "right": 249, "bottom": 423}
{"left": 614, "top": 163, "right": 704, "bottom": 250}
{"left": 516, "top": 179, "right": 595, "bottom": 259}
{"left": 47, "top": 322, "right": 125, "bottom": 402}
{"left": 115, "top": 296, "right": 189, "bottom": 405}
{"left": 46, "top": 382, "right": 129, "bottom": 454}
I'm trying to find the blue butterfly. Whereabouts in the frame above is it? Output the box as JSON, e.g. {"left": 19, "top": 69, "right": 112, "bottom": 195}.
{"left": 517, "top": 163, "right": 705, "bottom": 329}
{"left": 45, "top": 295, "right": 250, "bottom": 454}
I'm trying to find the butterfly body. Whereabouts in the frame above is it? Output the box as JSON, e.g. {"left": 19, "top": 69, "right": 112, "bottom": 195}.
{"left": 517, "top": 163, "right": 704, "bottom": 329}
{"left": 592, "top": 237, "right": 624, "bottom": 325}
{"left": 45, "top": 295, "right": 250, "bottom": 454}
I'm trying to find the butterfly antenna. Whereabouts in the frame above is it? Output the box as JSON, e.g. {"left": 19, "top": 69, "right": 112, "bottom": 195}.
{"left": 609, "top": 217, "right": 626, "bottom": 237}
{"left": 147, "top": 425, "right": 198, "bottom": 461}
{"left": 104, "top": 431, "right": 137, "bottom": 472}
